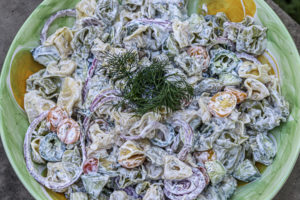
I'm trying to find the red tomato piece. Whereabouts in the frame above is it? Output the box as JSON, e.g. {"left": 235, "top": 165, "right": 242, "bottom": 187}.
{"left": 187, "top": 46, "right": 210, "bottom": 70}
{"left": 83, "top": 158, "right": 99, "bottom": 174}
{"left": 47, "top": 106, "right": 68, "bottom": 132}
{"left": 57, "top": 118, "right": 80, "bottom": 144}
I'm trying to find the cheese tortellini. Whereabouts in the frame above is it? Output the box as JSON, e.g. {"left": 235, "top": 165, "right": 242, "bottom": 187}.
{"left": 24, "top": 91, "right": 55, "bottom": 122}
{"left": 57, "top": 77, "right": 82, "bottom": 115}
{"left": 44, "top": 27, "right": 74, "bottom": 59}
{"left": 24, "top": 0, "right": 289, "bottom": 199}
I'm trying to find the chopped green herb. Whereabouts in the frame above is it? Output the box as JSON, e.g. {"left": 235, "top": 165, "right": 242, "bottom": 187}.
{"left": 104, "top": 52, "right": 194, "bottom": 115}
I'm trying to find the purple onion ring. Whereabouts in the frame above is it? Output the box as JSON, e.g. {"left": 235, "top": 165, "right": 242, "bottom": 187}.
{"left": 40, "top": 9, "right": 76, "bottom": 43}
{"left": 90, "top": 89, "right": 120, "bottom": 111}
{"left": 24, "top": 111, "right": 86, "bottom": 190}
{"left": 164, "top": 168, "right": 207, "bottom": 200}
{"left": 173, "top": 119, "right": 193, "bottom": 161}
{"left": 82, "top": 59, "right": 99, "bottom": 103}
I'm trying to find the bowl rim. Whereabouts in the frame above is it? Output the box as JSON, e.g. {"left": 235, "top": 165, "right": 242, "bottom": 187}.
{"left": 255, "top": 1, "right": 300, "bottom": 200}
{"left": 0, "top": 0, "right": 300, "bottom": 200}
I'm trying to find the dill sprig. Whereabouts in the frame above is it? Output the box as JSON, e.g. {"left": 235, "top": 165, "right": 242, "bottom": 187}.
{"left": 105, "top": 51, "right": 138, "bottom": 84}
{"left": 104, "top": 52, "right": 194, "bottom": 115}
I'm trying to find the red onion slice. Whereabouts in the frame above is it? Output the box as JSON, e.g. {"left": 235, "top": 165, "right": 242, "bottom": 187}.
{"left": 83, "top": 90, "right": 120, "bottom": 131}
{"left": 164, "top": 168, "right": 207, "bottom": 200}
{"left": 40, "top": 9, "right": 76, "bottom": 43}
{"left": 24, "top": 111, "right": 86, "bottom": 190}
{"left": 82, "top": 59, "right": 99, "bottom": 103}
{"left": 173, "top": 119, "right": 193, "bottom": 161}
{"left": 91, "top": 96, "right": 119, "bottom": 112}
{"left": 90, "top": 89, "right": 120, "bottom": 111}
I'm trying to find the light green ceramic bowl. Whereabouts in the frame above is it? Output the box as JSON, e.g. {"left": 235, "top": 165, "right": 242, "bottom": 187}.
{"left": 1, "top": 0, "right": 300, "bottom": 199}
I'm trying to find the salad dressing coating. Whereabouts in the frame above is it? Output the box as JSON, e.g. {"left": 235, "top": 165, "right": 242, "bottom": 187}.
{"left": 23, "top": 0, "right": 289, "bottom": 199}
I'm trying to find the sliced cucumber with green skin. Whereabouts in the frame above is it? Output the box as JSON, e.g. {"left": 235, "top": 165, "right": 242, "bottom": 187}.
{"left": 81, "top": 174, "right": 109, "bottom": 198}
{"left": 39, "top": 133, "right": 66, "bottom": 162}
{"left": 205, "top": 160, "right": 226, "bottom": 185}
{"left": 252, "top": 133, "right": 277, "bottom": 166}
{"left": 233, "top": 159, "right": 261, "bottom": 182}
{"left": 194, "top": 78, "right": 223, "bottom": 95}
{"left": 219, "top": 73, "right": 242, "bottom": 86}
{"left": 209, "top": 50, "right": 241, "bottom": 76}
{"left": 218, "top": 176, "right": 237, "bottom": 199}
{"left": 70, "top": 192, "right": 88, "bottom": 200}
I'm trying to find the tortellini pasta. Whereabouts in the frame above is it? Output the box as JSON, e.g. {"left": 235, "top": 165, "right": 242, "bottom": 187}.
{"left": 46, "top": 161, "right": 79, "bottom": 185}
{"left": 172, "top": 19, "right": 190, "bottom": 48}
{"left": 163, "top": 155, "right": 193, "bottom": 180}
{"left": 225, "top": 16, "right": 267, "bottom": 55}
{"left": 143, "top": 184, "right": 164, "bottom": 200}
{"left": 95, "top": 0, "right": 119, "bottom": 25}
{"left": 30, "top": 136, "right": 45, "bottom": 164}
{"left": 71, "top": 26, "right": 101, "bottom": 60}
{"left": 251, "top": 133, "right": 277, "bottom": 165}
{"left": 47, "top": 59, "right": 77, "bottom": 76}
{"left": 88, "top": 122, "right": 115, "bottom": 151}
{"left": 44, "top": 27, "right": 74, "bottom": 59}
{"left": 24, "top": 0, "right": 289, "bottom": 199}
{"left": 26, "top": 69, "right": 61, "bottom": 99}
{"left": 126, "top": 112, "right": 161, "bottom": 139}
{"left": 244, "top": 78, "right": 270, "bottom": 101}
{"left": 70, "top": 192, "right": 88, "bottom": 200}
{"left": 236, "top": 25, "right": 267, "bottom": 55}
{"left": 174, "top": 52, "right": 203, "bottom": 85}
{"left": 24, "top": 91, "right": 55, "bottom": 122}
{"left": 116, "top": 167, "right": 147, "bottom": 189}
{"left": 109, "top": 191, "right": 129, "bottom": 200}
{"left": 209, "top": 50, "right": 241, "bottom": 76}
{"left": 118, "top": 140, "right": 146, "bottom": 169}
{"left": 57, "top": 77, "right": 82, "bottom": 115}
{"left": 76, "top": 0, "right": 97, "bottom": 19}
{"left": 39, "top": 133, "right": 66, "bottom": 162}
{"left": 205, "top": 160, "right": 226, "bottom": 185}
{"left": 238, "top": 61, "right": 275, "bottom": 84}
{"left": 233, "top": 159, "right": 261, "bottom": 182}
{"left": 32, "top": 45, "right": 60, "bottom": 67}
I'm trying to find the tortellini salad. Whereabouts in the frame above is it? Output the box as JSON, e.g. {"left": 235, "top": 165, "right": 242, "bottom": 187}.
{"left": 23, "top": 0, "right": 289, "bottom": 200}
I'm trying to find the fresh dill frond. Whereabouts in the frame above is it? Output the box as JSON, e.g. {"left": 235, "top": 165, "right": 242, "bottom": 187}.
{"left": 104, "top": 51, "right": 138, "bottom": 84}
{"left": 104, "top": 52, "right": 194, "bottom": 115}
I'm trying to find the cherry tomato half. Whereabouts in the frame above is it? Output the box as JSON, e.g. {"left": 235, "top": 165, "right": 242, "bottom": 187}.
{"left": 208, "top": 92, "right": 237, "bottom": 117}
{"left": 187, "top": 46, "right": 210, "bottom": 70}
{"left": 83, "top": 158, "right": 99, "bottom": 174}
{"left": 57, "top": 118, "right": 80, "bottom": 144}
{"left": 47, "top": 106, "right": 69, "bottom": 132}
{"left": 224, "top": 87, "right": 247, "bottom": 104}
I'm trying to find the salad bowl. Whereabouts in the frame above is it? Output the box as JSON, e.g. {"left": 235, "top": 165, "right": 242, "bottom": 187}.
{"left": 0, "top": 0, "right": 300, "bottom": 199}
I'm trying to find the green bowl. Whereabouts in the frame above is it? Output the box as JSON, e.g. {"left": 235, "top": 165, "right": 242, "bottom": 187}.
{"left": 1, "top": 0, "right": 300, "bottom": 199}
